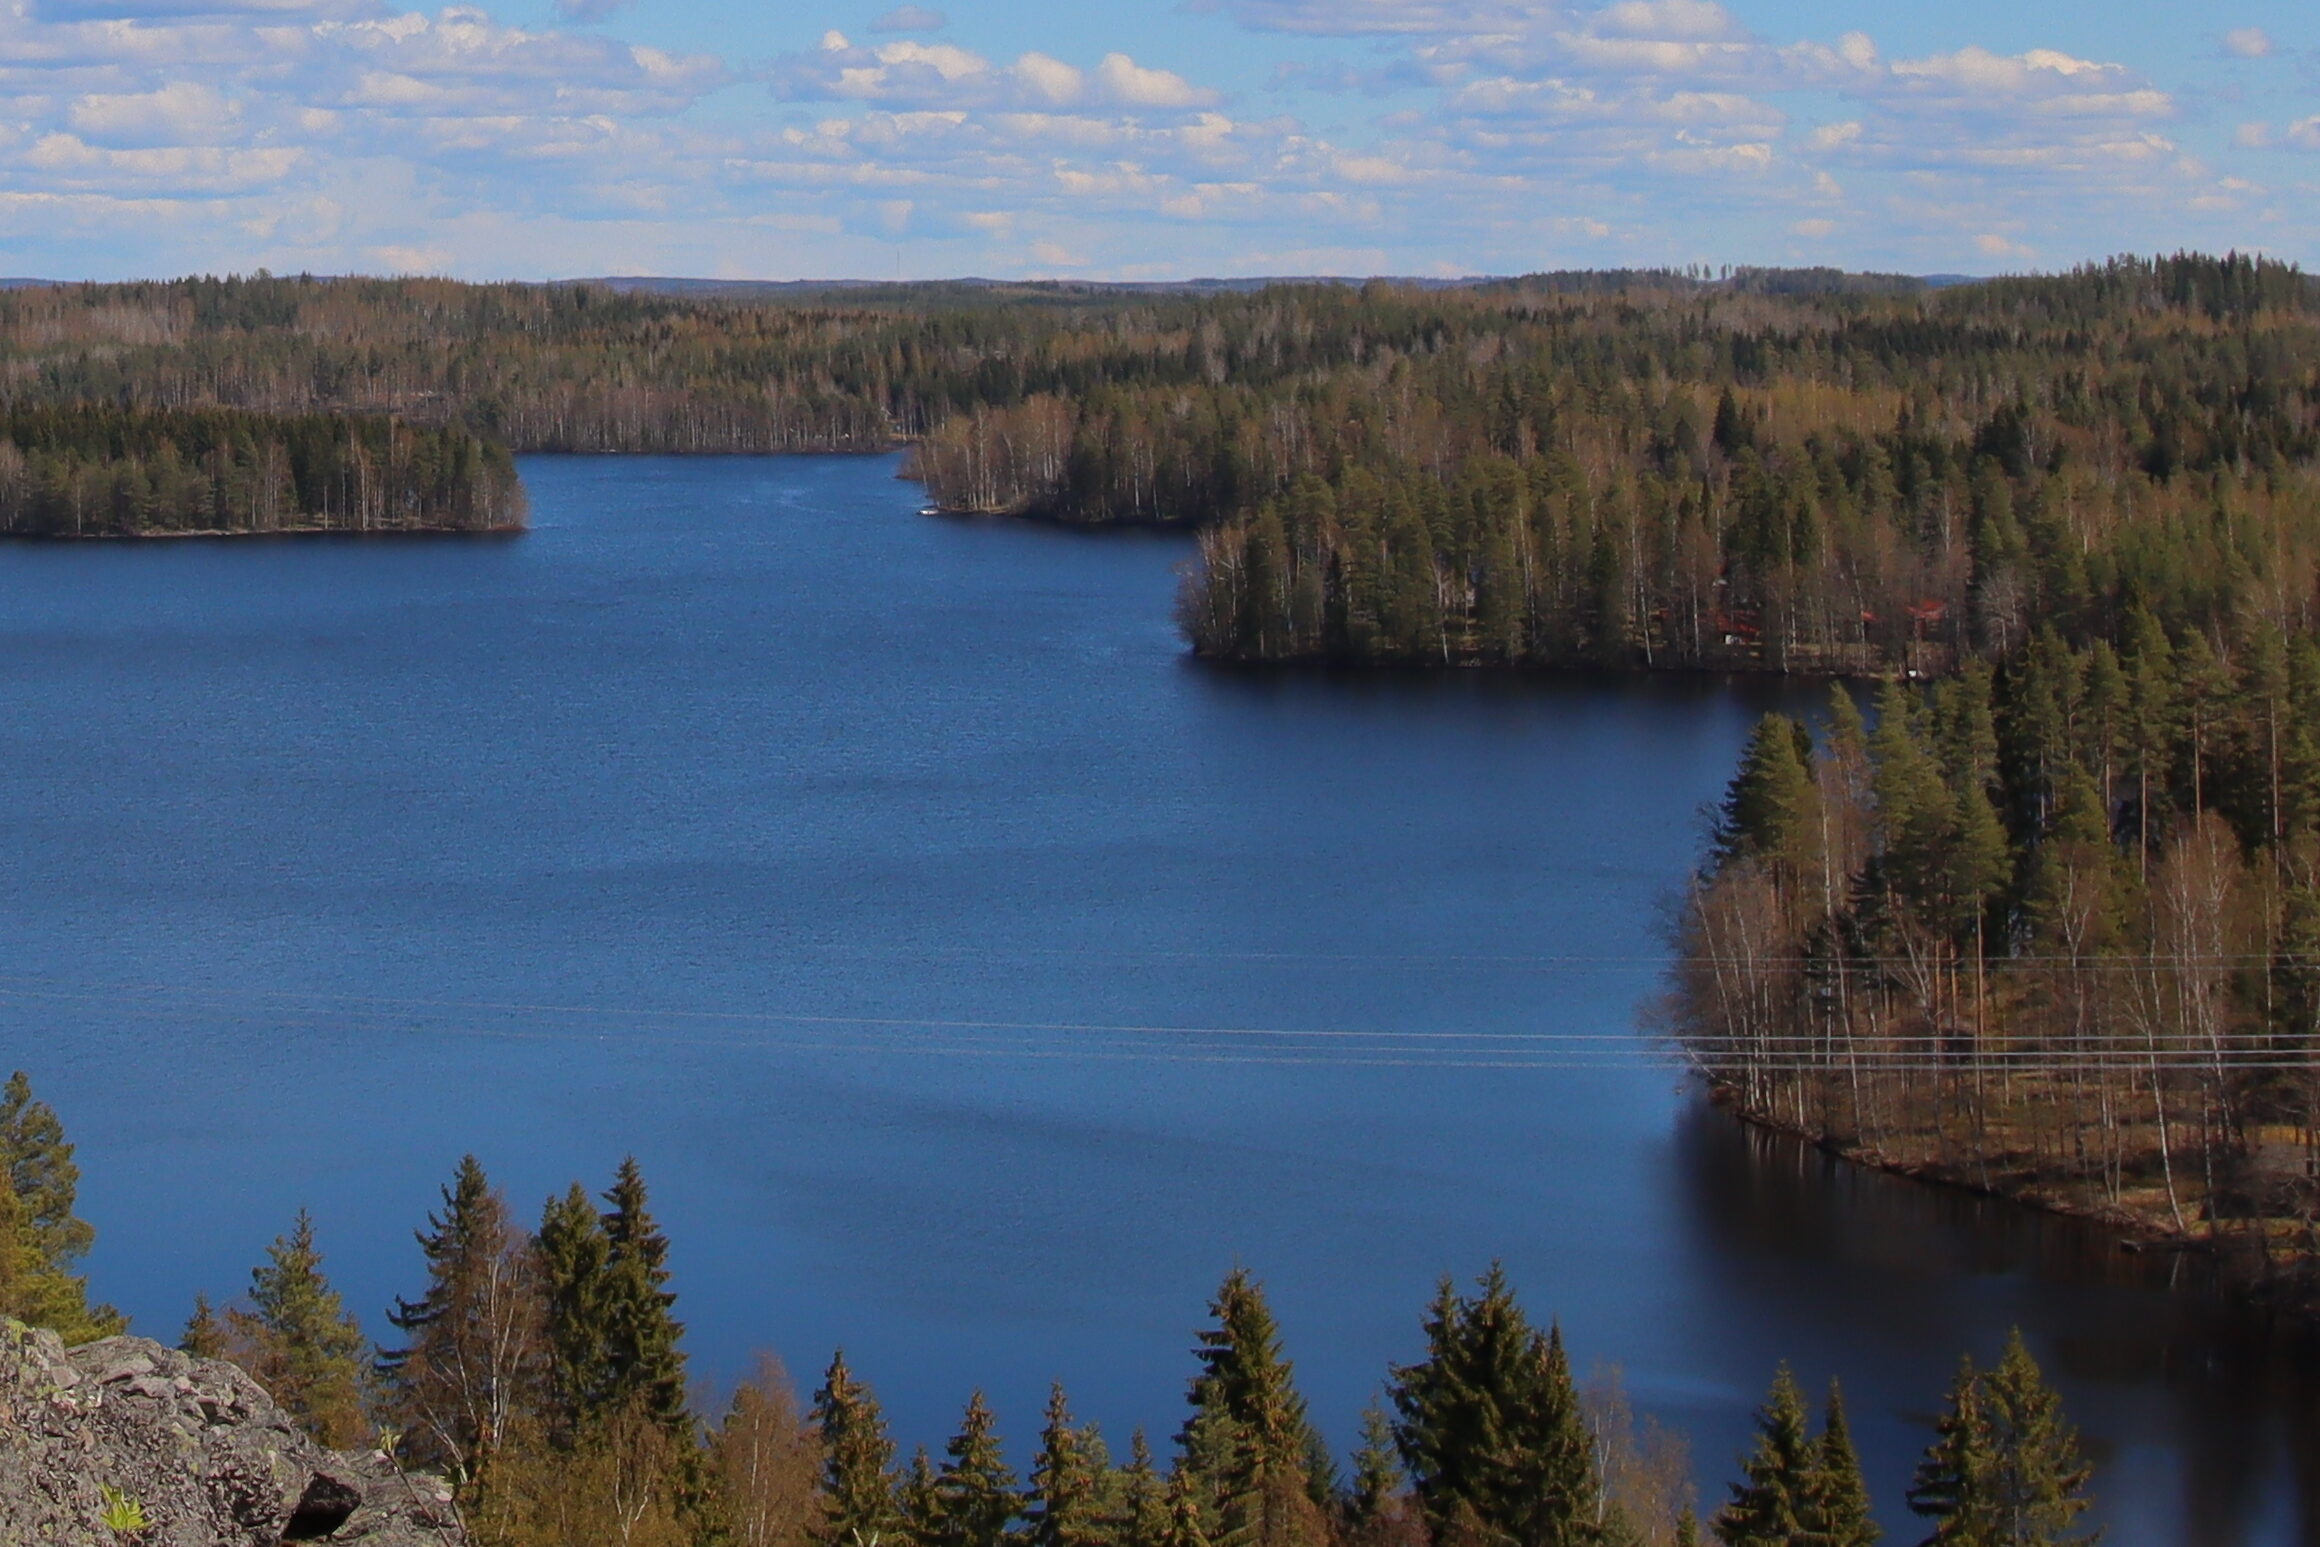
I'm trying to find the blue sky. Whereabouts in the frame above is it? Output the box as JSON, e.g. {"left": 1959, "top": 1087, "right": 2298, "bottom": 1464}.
{"left": 0, "top": 0, "right": 2314, "bottom": 280}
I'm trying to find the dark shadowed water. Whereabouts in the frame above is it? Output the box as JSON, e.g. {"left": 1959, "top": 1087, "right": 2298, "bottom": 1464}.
{"left": 1, "top": 455, "right": 2311, "bottom": 1543}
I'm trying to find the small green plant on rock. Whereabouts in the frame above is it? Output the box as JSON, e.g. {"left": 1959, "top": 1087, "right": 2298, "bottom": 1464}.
{"left": 97, "top": 1483, "right": 149, "bottom": 1539}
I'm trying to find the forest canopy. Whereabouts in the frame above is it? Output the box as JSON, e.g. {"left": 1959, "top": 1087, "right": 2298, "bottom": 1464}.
{"left": 11, "top": 256, "right": 2314, "bottom": 655}
{"left": 0, "top": 403, "right": 523, "bottom": 536}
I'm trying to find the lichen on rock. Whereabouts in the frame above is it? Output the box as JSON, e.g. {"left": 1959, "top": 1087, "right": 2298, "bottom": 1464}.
{"left": 0, "top": 1317, "right": 468, "bottom": 1546}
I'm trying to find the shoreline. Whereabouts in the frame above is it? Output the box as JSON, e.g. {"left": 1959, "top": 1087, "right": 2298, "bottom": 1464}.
{"left": 1707, "top": 1086, "right": 2320, "bottom": 1311}
{"left": 3, "top": 522, "right": 528, "bottom": 542}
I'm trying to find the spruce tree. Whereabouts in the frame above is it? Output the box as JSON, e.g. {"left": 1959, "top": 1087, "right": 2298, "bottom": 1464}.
{"left": 1179, "top": 1267, "right": 1329, "bottom": 1547}
{"left": 932, "top": 1390, "right": 1024, "bottom": 1547}
{"left": 228, "top": 1209, "right": 372, "bottom": 1448}
{"left": 1713, "top": 1366, "right": 1813, "bottom": 1546}
{"left": 180, "top": 1292, "right": 225, "bottom": 1359}
{"left": 1804, "top": 1382, "right": 1876, "bottom": 1547}
{"left": 1165, "top": 1464, "right": 1214, "bottom": 1547}
{"left": 537, "top": 1180, "right": 612, "bottom": 1432}
{"left": 1344, "top": 1401, "right": 1404, "bottom": 1536}
{"left": 1907, "top": 1358, "right": 1995, "bottom": 1545}
{"left": 1031, "top": 1383, "right": 1111, "bottom": 1547}
{"left": 0, "top": 1071, "right": 93, "bottom": 1270}
{"left": 1389, "top": 1265, "right": 1602, "bottom": 1547}
{"left": 1716, "top": 715, "right": 1818, "bottom": 869}
{"left": 903, "top": 1448, "right": 943, "bottom": 1546}
{"left": 378, "top": 1154, "right": 546, "bottom": 1483}
{"left": 598, "top": 1156, "right": 689, "bottom": 1430}
{"left": 816, "top": 1350, "right": 904, "bottom": 1547}
{"left": 1978, "top": 1332, "right": 2096, "bottom": 1546}
{"left": 1118, "top": 1431, "right": 1172, "bottom": 1547}
{"left": 1910, "top": 1335, "right": 2096, "bottom": 1547}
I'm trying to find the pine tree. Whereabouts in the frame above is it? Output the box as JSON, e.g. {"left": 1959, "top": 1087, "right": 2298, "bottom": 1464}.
{"left": 816, "top": 1350, "right": 904, "bottom": 1547}
{"left": 931, "top": 1390, "right": 1024, "bottom": 1547}
{"left": 0, "top": 1071, "right": 121, "bottom": 1343}
{"left": 377, "top": 1154, "right": 546, "bottom": 1484}
{"left": 1803, "top": 1382, "right": 1876, "bottom": 1547}
{"left": 0, "top": 1071, "right": 93, "bottom": 1270}
{"left": 1713, "top": 1366, "right": 1813, "bottom": 1546}
{"left": 228, "top": 1209, "right": 372, "bottom": 1447}
{"left": 0, "top": 1171, "right": 121, "bottom": 1344}
{"left": 1389, "top": 1265, "right": 1602, "bottom": 1547}
{"left": 1031, "top": 1383, "right": 1111, "bottom": 1547}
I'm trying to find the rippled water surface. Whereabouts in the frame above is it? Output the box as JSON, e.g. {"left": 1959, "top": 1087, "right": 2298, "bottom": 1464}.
{"left": 3, "top": 455, "right": 2311, "bottom": 1543}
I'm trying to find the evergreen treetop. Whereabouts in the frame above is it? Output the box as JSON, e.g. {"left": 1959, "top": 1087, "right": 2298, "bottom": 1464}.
{"left": 1389, "top": 1265, "right": 1603, "bottom": 1547}
{"left": 931, "top": 1390, "right": 1024, "bottom": 1547}
{"left": 228, "top": 1208, "right": 372, "bottom": 1449}
{"left": 815, "top": 1349, "right": 905, "bottom": 1547}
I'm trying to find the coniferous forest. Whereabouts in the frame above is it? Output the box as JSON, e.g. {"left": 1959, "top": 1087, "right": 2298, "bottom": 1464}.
{"left": 0, "top": 403, "right": 523, "bottom": 536}
{"left": 4, "top": 250, "right": 2316, "bottom": 1531}
{"left": 1, "top": 1070, "right": 2102, "bottom": 1547}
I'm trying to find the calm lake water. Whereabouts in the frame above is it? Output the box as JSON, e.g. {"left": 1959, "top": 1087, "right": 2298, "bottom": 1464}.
{"left": 2, "top": 455, "right": 2311, "bottom": 1543}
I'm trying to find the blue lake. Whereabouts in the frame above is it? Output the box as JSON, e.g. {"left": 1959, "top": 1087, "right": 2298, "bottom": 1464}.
{"left": 1, "top": 454, "right": 2310, "bottom": 1543}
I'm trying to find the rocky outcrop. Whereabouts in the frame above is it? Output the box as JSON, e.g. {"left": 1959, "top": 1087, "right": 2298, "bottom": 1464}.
{"left": 0, "top": 1318, "right": 468, "bottom": 1546}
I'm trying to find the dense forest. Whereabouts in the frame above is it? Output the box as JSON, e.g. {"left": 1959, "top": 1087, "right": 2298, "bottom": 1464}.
{"left": 1172, "top": 256, "right": 2320, "bottom": 673}
{"left": 0, "top": 403, "right": 523, "bottom": 536}
{"left": 8, "top": 256, "right": 2309, "bottom": 585}
{"left": 0, "top": 1071, "right": 2100, "bottom": 1547}
{"left": 1667, "top": 626, "right": 2320, "bottom": 1270}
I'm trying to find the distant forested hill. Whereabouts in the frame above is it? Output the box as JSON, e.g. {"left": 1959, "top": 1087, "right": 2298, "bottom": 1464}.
{"left": 5, "top": 257, "right": 2313, "bottom": 630}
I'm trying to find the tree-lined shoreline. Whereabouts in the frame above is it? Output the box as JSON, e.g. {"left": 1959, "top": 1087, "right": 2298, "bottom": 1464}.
{"left": 0, "top": 1071, "right": 2103, "bottom": 1547}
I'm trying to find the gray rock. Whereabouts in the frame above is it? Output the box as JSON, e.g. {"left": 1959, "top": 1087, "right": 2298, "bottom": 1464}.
{"left": 0, "top": 1319, "right": 470, "bottom": 1546}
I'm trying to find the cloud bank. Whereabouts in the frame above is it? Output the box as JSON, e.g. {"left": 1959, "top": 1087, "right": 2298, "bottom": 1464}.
{"left": 0, "top": 0, "right": 2303, "bottom": 279}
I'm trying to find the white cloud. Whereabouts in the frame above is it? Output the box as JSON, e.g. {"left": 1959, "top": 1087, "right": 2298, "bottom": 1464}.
{"left": 1012, "top": 52, "right": 1083, "bottom": 106}
{"left": 1094, "top": 53, "right": 1216, "bottom": 108}
{"left": 1591, "top": 1, "right": 1740, "bottom": 42}
{"left": 772, "top": 39, "right": 1216, "bottom": 113}
{"left": 2221, "top": 27, "right": 2272, "bottom": 59}
{"left": 68, "top": 81, "right": 241, "bottom": 144}
{"left": 0, "top": 0, "right": 2303, "bottom": 287}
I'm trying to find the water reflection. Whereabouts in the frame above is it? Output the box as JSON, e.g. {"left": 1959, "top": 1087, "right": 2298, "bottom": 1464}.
{"left": 1675, "top": 1106, "right": 2320, "bottom": 1544}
